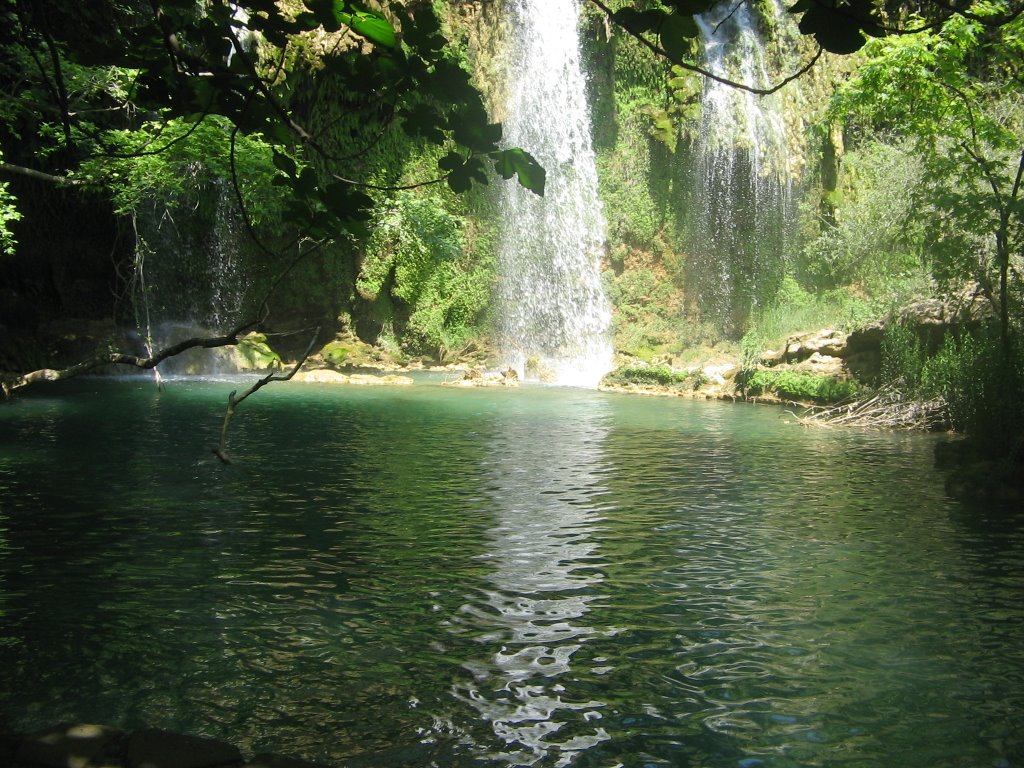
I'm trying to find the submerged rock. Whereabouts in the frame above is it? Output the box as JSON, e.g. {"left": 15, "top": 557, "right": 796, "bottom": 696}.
{"left": 294, "top": 368, "right": 350, "bottom": 383}
{"left": 348, "top": 373, "right": 414, "bottom": 386}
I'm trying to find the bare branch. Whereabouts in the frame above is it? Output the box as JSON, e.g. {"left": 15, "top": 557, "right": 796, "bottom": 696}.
{"left": 798, "top": 386, "right": 948, "bottom": 431}
{"left": 329, "top": 171, "right": 448, "bottom": 191}
{"left": 2, "top": 317, "right": 261, "bottom": 398}
{"left": 213, "top": 326, "right": 320, "bottom": 463}
{"left": 0, "top": 161, "right": 85, "bottom": 186}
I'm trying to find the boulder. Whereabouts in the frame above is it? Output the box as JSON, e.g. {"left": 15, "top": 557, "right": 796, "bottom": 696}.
{"left": 791, "top": 352, "right": 846, "bottom": 377}
{"left": 844, "top": 322, "right": 884, "bottom": 356}
{"left": 348, "top": 374, "right": 414, "bottom": 386}
{"left": 703, "top": 363, "right": 740, "bottom": 385}
{"left": 783, "top": 329, "right": 848, "bottom": 361}
{"left": 294, "top": 368, "right": 349, "bottom": 383}
{"left": 237, "top": 332, "right": 281, "bottom": 371}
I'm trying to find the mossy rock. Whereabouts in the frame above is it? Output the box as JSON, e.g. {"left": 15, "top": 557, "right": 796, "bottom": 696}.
{"left": 321, "top": 341, "right": 350, "bottom": 367}
{"left": 238, "top": 333, "right": 281, "bottom": 370}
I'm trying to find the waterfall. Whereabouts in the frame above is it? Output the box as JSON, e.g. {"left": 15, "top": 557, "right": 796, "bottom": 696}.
{"left": 688, "top": 0, "right": 797, "bottom": 335}
{"left": 131, "top": 176, "right": 252, "bottom": 373}
{"left": 206, "top": 178, "right": 247, "bottom": 333}
{"left": 495, "top": 0, "right": 613, "bottom": 388}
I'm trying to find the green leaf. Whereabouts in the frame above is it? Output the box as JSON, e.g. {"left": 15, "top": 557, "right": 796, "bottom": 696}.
{"left": 447, "top": 165, "right": 473, "bottom": 194}
{"left": 324, "top": 182, "right": 374, "bottom": 220}
{"left": 339, "top": 10, "right": 397, "bottom": 48}
{"left": 665, "top": 0, "right": 715, "bottom": 13}
{"left": 800, "top": 12, "right": 868, "bottom": 54}
{"left": 453, "top": 120, "right": 503, "bottom": 153}
{"left": 402, "top": 6, "right": 446, "bottom": 54}
{"left": 660, "top": 13, "right": 700, "bottom": 61}
{"left": 793, "top": 0, "right": 882, "bottom": 54}
{"left": 294, "top": 12, "right": 321, "bottom": 30}
{"left": 400, "top": 104, "right": 446, "bottom": 144}
{"left": 611, "top": 8, "right": 667, "bottom": 35}
{"left": 304, "top": 0, "right": 344, "bottom": 32}
{"left": 271, "top": 149, "right": 297, "bottom": 177}
{"left": 491, "top": 148, "right": 546, "bottom": 196}
{"left": 296, "top": 166, "right": 318, "bottom": 196}
{"left": 438, "top": 152, "right": 465, "bottom": 173}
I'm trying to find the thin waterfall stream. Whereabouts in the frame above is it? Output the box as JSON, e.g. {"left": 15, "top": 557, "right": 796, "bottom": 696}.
{"left": 495, "top": 0, "right": 613, "bottom": 388}
{"left": 688, "top": 0, "right": 797, "bottom": 334}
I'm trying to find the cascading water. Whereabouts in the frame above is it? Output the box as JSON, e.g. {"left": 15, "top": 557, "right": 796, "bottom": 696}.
{"left": 687, "top": 0, "right": 797, "bottom": 334}
{"left": 206, "top": 178, "right": 248, "bottom": 332}
{"left": 131, "top": 176, "right": 252, "bottom": 373}
{"left": 495, "top": 0, "right": 613, "bottom": 388}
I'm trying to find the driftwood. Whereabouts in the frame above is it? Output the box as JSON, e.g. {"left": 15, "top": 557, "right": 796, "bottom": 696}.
{"left": 797, "top": 386, "right": 947, "bottom": 431}
{"left": 212, "top": 327, "right": 319, "bottom": 464}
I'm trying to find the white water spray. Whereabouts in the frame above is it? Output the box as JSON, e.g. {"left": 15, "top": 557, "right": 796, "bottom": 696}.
{"left": 689, "top": 1, "right": 797, "bottom": 333}
{"left": 496, "top": 0, "right": 613, "bottom": 388}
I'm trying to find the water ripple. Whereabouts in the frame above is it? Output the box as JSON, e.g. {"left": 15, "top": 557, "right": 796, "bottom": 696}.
{"left": 0, "top": 382, "right": 1022, "bottom": 767}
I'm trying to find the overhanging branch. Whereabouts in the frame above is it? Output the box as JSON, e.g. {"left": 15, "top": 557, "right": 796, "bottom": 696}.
{"left": 584, "top": 0, "right": 824, "bottom": 96}
{"left": 213, "top": 326, "right": 320, "bottom": 464}
{"left": 1, "top": 317, "right": 261, "bottom": 397}
{"left": 0, "top": 161, "right": 86, "bottom": 186}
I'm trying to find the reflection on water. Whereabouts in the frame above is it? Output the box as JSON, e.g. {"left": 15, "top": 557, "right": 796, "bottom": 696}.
{"left": 0, "top": 381, "right": 1022, "bottom": 767}
{"left": 451, "top": 396, "right": 613, "bottom": 765}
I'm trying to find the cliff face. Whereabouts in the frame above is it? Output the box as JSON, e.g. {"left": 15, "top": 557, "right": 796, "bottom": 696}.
{"left": 0, "top": 1, "right": 847, "bottom": 374}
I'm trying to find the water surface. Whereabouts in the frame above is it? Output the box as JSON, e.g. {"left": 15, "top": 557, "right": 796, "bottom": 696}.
{"left": 0, "top": 378, "right": 1021, "bottom": 767}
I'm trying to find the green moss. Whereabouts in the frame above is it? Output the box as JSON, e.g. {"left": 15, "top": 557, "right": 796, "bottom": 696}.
{"left": 321, "top": 341, "right": 350, "bottom": 367}
{"left": 237, "top": 334, "right": 281, "bottom": 370}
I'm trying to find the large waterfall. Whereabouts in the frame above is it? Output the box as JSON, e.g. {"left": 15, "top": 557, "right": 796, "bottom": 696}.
{"left": 687, "top": 0, "right": 797, "bottom": 335}
{"left": 495, "top": 0, "right": 613, "bottom": 388}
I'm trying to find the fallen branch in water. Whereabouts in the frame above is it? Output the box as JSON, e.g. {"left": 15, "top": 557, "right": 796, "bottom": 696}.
{"left": 797, "top": 386, "right": 948, "bottom": 431}
{"left": 213, "top": 327, "right": 319, "bottom": 464}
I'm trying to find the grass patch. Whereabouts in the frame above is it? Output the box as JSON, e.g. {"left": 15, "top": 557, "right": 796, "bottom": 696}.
{"left": 603, "top": 364, "right": 707, "bottom": 390}
{"left": 743, "top": 369, "right": 859, "bottom": 404}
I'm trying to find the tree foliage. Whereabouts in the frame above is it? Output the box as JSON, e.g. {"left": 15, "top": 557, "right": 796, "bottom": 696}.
{"left": 0, "top": 0, "right": 545, "bottom": 243}
{"left": 357, "top": 190, "right": 495, "bottom": 358}
{"left": 0, "top": 148, "right": 19, "bottom": 255}
{"left": 831, "top": 3, "right": 1024, "bottom": 347}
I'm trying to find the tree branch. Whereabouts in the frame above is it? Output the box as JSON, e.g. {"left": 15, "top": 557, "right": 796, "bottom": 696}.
{"left": 213, "top": 326, "right": 320, "bottom": 464}
{"left": 2, "top": 317, "right": 261, "bottom": 398}
{"left": 584, "top": 0, "right": 824, "bottom": 96}
{"left": 0, "top": 161, "right": 86, "bottom": 186}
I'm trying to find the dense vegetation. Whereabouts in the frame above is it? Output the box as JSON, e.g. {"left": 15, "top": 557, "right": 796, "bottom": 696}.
{"left": 1, "top": 0, "right": 1022, "bottom": 462}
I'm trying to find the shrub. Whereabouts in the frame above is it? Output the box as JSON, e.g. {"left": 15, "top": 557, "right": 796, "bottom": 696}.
{"left": 603, "top": 364, "right": 706, "bottom": 390}
{"left": 880, "top": 321, "right": 929, "bottom": 392}
{"left": 922, "top": 327, "right": 1024, "bottom": 455}
{"left": 744, "top": 276, "right": 878, "bottom": 350}
{"left": 358, "top": 190, "right": 495, "bottom": 358}
{"left": 744, "top": 369, "right": 859, "bottom": 403}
